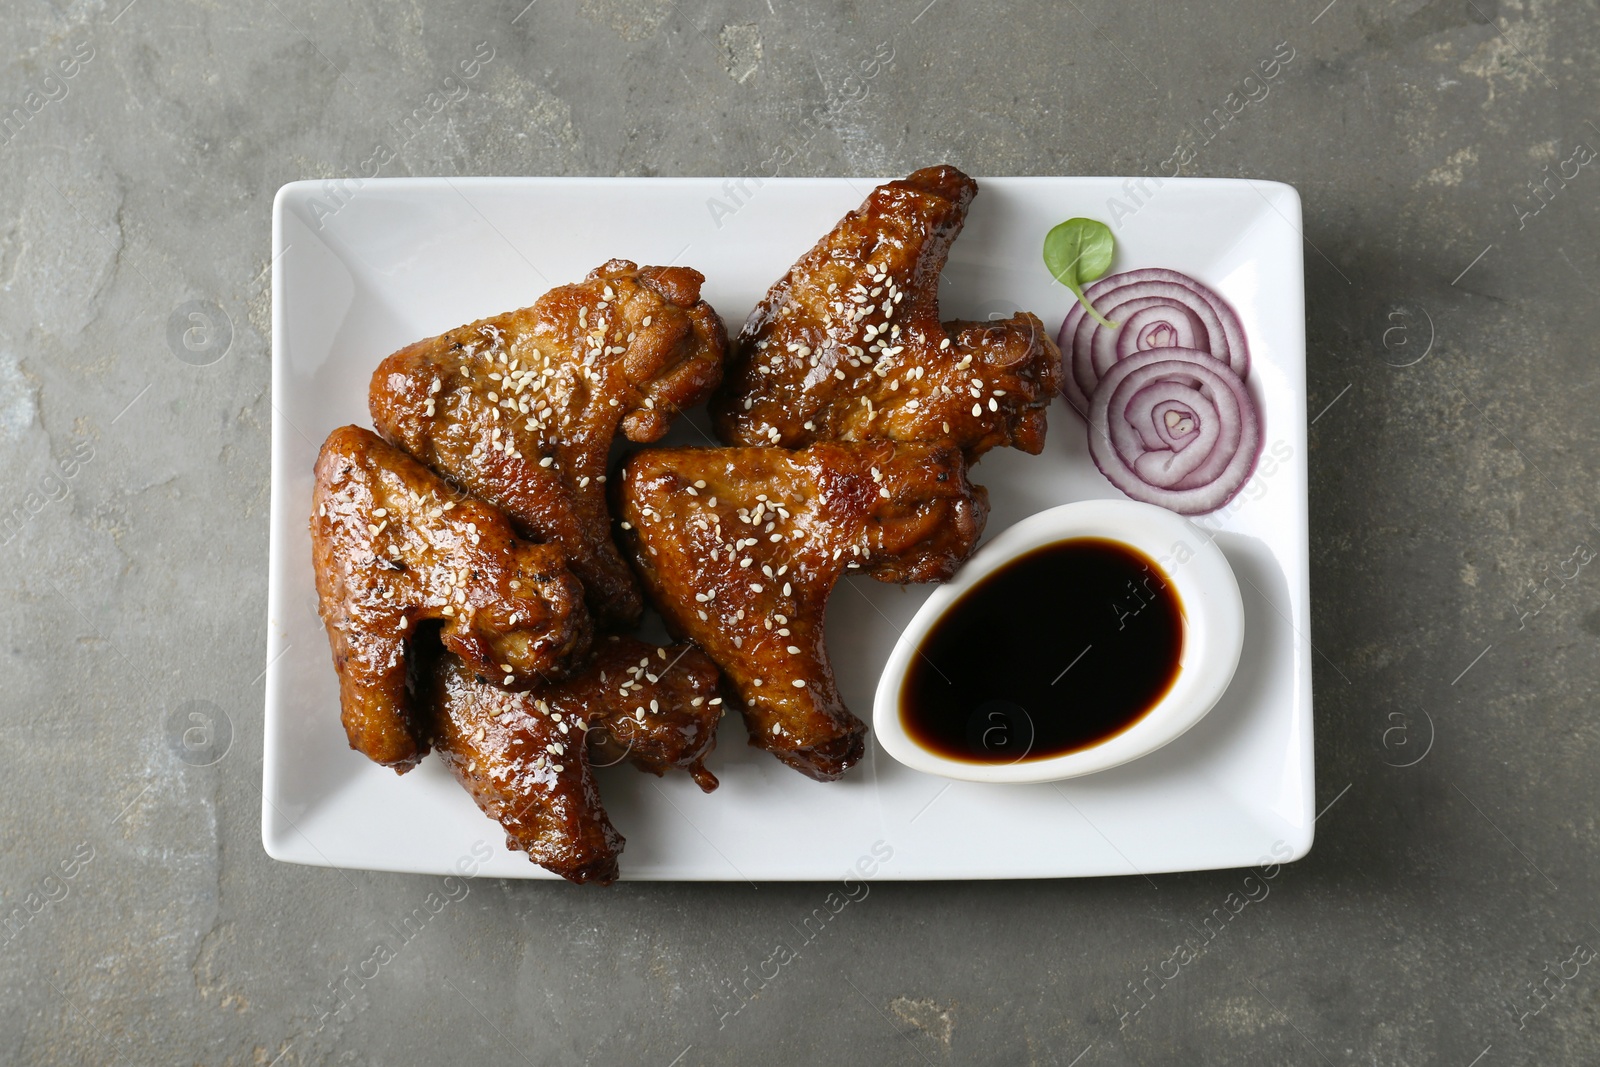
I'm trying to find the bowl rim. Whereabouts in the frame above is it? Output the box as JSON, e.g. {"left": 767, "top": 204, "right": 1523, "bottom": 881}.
{"left": 871, "top": 498, "right": 1246, "bottom": 784}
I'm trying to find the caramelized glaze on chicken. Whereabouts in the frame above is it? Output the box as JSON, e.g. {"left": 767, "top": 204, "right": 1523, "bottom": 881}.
{"left": 424, "top": 645, "right": 623, "bottom": 885}
{"left": 617, "top": 441, "right": 988, "bottom": 780}
{"left": 371, "top": 260, "right": 727, "bottom": 629}
{"left": 422, "top": 634, "right": 723, "bottom": 884}
{"left": 310, "top": 425, "right": 590, "bottom": 771}
{"left": 711, "top": 165, "right": 1061, "bottom": 459}
{"left": 583, "top": 636, "right": 724, "bottom": 792}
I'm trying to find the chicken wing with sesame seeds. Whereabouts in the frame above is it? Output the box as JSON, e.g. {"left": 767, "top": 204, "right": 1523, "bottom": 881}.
{"left": 583, "top": 635, "right": 724, "bottom": 793}
{"left": 422, "top": 644, "right": 623, "bottom": 885}
{"left": 617, "top": 441, "right": 988, "bottom": 781}
{"left": 310, "top": 425, "right": 591, "bottom": 772}
{"left": 710, "top": 165, "right": 1062, "bottom": 460}
{"left": 419, "top": 633, "right": 723, "bottom": 885}
{"left": 369, "top": 259, "right": 728, "bottom": 630}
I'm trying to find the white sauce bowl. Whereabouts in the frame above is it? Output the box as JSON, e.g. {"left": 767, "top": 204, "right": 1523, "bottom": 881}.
{"left": 873, "top": 498, "right": 1245, "bottom": 784}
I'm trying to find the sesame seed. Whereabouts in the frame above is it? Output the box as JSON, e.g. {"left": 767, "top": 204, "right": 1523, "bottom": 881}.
{"left": 791, "top": 679, "right": 805, "bottom": 688}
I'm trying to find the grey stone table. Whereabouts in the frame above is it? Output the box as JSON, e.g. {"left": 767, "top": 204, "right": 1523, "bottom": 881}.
{"left": 2, "top": 1, "right": 1596, "bottom": 1063}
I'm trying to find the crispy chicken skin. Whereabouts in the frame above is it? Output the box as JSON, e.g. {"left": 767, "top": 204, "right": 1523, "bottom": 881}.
{"left": 310, "top": 425, "right": 591, "bottom": 772}
{"left": 583, "top": 636, "right": 723, "bottom": 793}
{"left": 617, "top": 442, "right": 988, "bottom": 780}
{"left": 370, "top": 259, "right": 728, "bottom": 629}
{"left": 423, "top": 646, "right": 623, "bottom": 885}
{"left": 421, "top": 634, "right": 723, "bottom": 885}
{"left": 710, "top": 165, "right": 1061, "bottom": 459}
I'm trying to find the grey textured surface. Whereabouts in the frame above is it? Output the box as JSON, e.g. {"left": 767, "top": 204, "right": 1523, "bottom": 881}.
{"left": 1, "top": 0, "right": 1597, "bottom": 1063}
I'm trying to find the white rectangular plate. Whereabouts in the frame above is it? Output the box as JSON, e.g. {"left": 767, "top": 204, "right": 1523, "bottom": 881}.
{"left": 266, "top": 175, "right": 1312, "bottom": 881}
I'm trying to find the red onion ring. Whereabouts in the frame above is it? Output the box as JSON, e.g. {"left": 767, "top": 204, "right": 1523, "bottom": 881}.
{"left": 1058, "top": 269, "right": 1250, "bottom": 415}
{"left": 1118, "top": 304, "right": 1207, "bottom": 360}
{"left": 1087, "top": 348, "right": 1262, "bottom": 515}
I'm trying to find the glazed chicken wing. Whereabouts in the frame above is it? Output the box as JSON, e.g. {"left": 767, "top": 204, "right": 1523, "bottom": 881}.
{"left": 583, "top": 635, "right": 724, "bottom": 792}
{"left": 370, "top": 260, "right": 727, "bottom": 629}
{"left": 422, "top": 634, "right": 723, "bottom": 884}
{"left": 311, "top": 425, "right": 590, "bottom": 772}
{"left": 617, "top": 442, "right": 988, "bottom": 780}
{"left": 711, "top": 165, "right": 1061, "bottom": 459}
{"left": 424, "top": 646, "right": 622, "bottom": 885}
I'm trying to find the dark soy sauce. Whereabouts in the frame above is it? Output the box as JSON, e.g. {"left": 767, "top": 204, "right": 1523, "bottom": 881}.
{"left": 901, "top": 538, "right": 1185, "bottom": 764}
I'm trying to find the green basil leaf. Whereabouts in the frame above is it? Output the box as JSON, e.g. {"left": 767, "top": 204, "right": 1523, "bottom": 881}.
{"left": 1043, "top": 217, "right": 1117, "bottom": 329}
